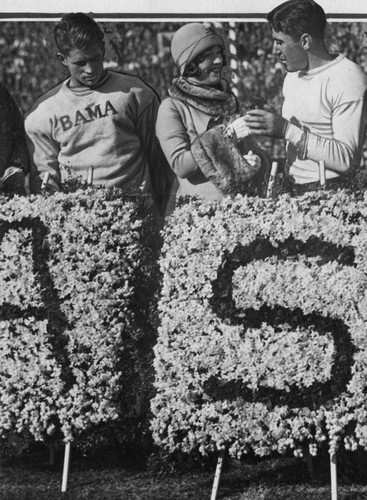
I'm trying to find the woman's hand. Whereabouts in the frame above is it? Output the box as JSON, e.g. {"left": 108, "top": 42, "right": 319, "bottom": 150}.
{"left": 225, "top": 117, "right": 251, "bottom": 142}
{"left": 243, "top": 150, "right": 261, "bottom": 170}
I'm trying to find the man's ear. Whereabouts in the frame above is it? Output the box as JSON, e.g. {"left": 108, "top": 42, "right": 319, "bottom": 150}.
{"left": 56, "top": 52, "right": 68, "bottom": 67}
{"left": 300, "top": 33, "right": 312, "bottom": 51}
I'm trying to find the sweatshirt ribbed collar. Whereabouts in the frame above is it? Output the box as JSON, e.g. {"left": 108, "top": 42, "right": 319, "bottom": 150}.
{"left": 64, "top": 70, "right": 111, "bottom": 95}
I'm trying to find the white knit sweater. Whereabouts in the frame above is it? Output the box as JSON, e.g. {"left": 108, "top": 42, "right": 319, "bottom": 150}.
{"left": 282, "top": 54, "right": 367, "bottom": 184}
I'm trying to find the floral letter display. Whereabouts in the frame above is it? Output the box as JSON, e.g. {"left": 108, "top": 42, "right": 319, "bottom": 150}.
{"left": 0, "top": 190, "right": 151, "bottom": 448}
{"left": 152, "top": 191, "right": 367, "bottom": 458}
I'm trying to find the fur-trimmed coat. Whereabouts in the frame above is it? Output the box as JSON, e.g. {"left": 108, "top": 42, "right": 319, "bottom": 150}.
{"left": 156, "top": 94, "right": 270, "bottom": 207}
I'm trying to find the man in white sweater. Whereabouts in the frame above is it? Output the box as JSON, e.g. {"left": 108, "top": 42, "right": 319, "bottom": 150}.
{"left": 26, "top": 13, "right": 172, "bottom": 213}
{"left": 233, "top": 0, "right": 367, "bottom": 194}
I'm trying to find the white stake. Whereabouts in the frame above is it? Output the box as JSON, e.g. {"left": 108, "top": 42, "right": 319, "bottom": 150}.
{"left": 319, "top": 160, "right": 326, "bottom": 188}
{"left": 330, "top": 452, "right": 338, "bottom": 500}
{"left": 61, "top": 442, "right": 71, "bottom": 493}
{"left": 41, "top": 172, "right": 50, "bottom": 190}
{"left": 266, "top": 161, "right": 278, "bottom": 198}
{"left": 228, "top": 22, "right": 239, "bottom": 97}
{"left": 87, "top": 166, "right": 94, "bottom": 185}
{"left": 211, "top": 449, "right": 225, "bottom": 500}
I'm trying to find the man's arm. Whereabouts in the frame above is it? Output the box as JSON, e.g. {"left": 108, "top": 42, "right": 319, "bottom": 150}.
{"left": 0, "top": 85, "right": 29, "bottom": 194}
{"left": 6, "top": 91, "right": 30, "bottom": 177}
{"left": 242, "top": 92, "right": 367, "bottom": 174}
{"left": 25, "top": 113, "right": 61, "bottom": 193}
{"left": 299, "top": 95, "right": 367, "bottom": 173}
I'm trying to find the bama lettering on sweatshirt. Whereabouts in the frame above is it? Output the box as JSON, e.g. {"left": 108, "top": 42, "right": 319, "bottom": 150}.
{"left": 57, "top": 100, "right": 118, "bottom": 131}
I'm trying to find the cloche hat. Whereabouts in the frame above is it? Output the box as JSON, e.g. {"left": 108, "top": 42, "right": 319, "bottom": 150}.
{"left": 171, "top": 23, "right": 224, "bottom": 75}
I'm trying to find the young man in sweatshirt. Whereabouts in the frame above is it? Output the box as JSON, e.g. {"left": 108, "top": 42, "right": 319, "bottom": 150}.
{"left": 26, "top": 13, "right": 171, "bottom": 212}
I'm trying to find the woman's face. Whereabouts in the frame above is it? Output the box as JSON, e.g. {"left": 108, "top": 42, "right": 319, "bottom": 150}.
{"left": 189, "top": 45, "right": 224, "bottom": 86}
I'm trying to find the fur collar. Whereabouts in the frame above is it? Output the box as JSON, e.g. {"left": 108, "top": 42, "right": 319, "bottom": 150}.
{"left": 168, "top": 77, "right": 239, "bottom": 117}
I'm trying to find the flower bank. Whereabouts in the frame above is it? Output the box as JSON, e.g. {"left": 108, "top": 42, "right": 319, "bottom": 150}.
{"left": 0, "top": 189, "right": 157, "bottom": 451}
{"left": 2, "top": 188, "right": 367, "bottom": 459}
{"left": 152, "top": 190, "right": 367, "bottom": 458}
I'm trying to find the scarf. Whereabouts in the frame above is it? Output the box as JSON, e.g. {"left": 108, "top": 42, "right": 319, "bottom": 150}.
{"left": 168, "top": 76, "right": 239, "bottom": 117}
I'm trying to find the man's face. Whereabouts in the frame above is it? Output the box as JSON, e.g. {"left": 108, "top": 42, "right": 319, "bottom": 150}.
{"left": 58, "top": 42, "right": 105, "bottom": 88}
{"left": 272, "top": 29, "right": 308, "bottom": 72}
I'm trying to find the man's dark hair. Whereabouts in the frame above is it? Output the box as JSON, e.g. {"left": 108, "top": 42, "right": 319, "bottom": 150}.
{"left": 267, "top": 0, "right": 327, "bottom": 40}
{"left": 54, "top": 12, "right": 104, "bottom": 54}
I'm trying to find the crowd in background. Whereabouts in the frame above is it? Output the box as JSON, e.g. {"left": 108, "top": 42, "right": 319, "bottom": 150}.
{"left": 0, "top": 20, "right": 366, "bottom": 165}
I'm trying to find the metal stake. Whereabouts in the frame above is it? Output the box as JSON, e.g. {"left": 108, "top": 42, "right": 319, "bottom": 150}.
{"left": 211, "top": 449, "right": 225, "bottom": 500}
{"left": 330, "top": 452, "right": 338, "bottom": 500}
{"left": 61, "top": 442, "right": 71, "bottom": 493}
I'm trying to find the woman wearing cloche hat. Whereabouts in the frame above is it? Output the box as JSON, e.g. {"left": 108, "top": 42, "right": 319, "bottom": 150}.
{"left": 156, "top": 22, "right": 270, "bottom": 209}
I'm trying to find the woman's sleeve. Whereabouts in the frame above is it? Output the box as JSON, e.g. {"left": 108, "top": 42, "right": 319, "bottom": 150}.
{"left": 156, "top": 99, "right": 201, "bottom": 179}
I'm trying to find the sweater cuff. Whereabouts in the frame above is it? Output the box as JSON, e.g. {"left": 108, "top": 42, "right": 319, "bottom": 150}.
{"left": 284, "top": 122, "right": 307, "bottom": 159}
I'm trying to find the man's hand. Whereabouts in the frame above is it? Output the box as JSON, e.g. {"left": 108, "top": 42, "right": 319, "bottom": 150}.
{"left": 0, "top": 166, "right": 26, "bottom": 195}
{"left": 243, "top": 109, "right": 288, "bottom": 138}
